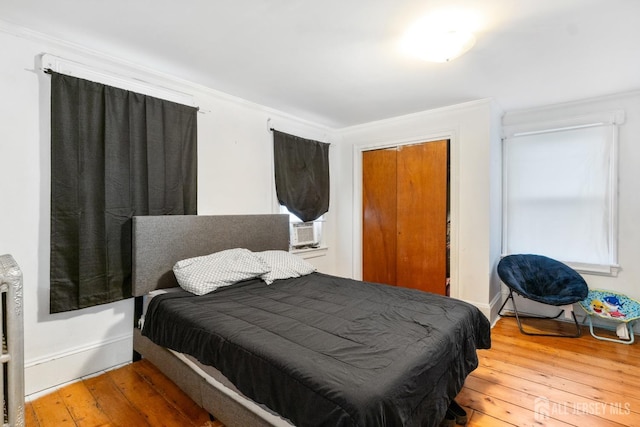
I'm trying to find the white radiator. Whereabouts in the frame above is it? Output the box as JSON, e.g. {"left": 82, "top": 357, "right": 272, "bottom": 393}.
{"left": 0, "top": 255, "right": 24, "bottom": 427}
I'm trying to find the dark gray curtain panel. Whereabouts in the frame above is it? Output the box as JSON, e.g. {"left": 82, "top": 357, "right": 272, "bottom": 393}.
{"left": 50, "top": 72, "right": 197, "bottom": 313}
{"left": 273, "top": 130, "right": 329, "bottom": 222}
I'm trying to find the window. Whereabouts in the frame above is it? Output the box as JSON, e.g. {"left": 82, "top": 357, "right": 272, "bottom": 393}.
{"left": 272, "top": 130, "right": 330, "bottom": 222}
{"left": 47, "top": 57, "right": 198, "bottom": 313}
{"left": 271, "top": 129, "right": 329, "bottom": 249}
{"left": 502, "top": 112, "right": 621, "bottom": 275}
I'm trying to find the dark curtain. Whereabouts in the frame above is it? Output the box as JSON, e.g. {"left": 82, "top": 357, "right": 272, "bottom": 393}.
{"left": 273, "top": 130, "right": 330, "bottom": 222}
{"left": 50, "top": 72, "right": 197, "bottom": 313}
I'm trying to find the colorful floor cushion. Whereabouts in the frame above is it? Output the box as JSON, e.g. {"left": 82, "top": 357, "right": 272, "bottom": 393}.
{"left": 579, "top": 289, "right": 640, "bottom": 323}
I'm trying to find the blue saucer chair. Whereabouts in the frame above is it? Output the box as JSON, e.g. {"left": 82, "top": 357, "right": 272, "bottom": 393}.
{"left": 497, "top": 254, "right": 589, "bottom": 337}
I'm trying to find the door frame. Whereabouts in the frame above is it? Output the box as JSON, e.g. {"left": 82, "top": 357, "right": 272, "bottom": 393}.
{"left": 352, "top": 129, "right": 460, "bottom": 298}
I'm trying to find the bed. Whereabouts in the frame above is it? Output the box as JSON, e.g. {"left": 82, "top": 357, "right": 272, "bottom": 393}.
{"left": 132, "top": 214, "right": 491, "bottom": 427}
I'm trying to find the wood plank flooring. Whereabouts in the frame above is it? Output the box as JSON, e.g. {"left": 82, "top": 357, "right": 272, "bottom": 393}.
{"left": 27, "top": 317, "right": 640, "bottom": 426}
{"left": 461, "top": 317, "right": 640, "bottom": 426}
{"left": 26, "top": 359, "right": 222, "bottom": 427}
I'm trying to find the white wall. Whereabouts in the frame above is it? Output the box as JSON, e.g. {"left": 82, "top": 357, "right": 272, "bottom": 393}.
{"left": 335, "top": 99, "right": 504, "bottom": 320}
{"left": 501, "top": 91, "right": 640, "bottom": 331}
{"left": 0, "top": 24, "right": 337, "bottom": 396}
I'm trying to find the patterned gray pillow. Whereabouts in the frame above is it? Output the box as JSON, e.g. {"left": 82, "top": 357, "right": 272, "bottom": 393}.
{"left": 255, "top": 250, "right": 317, "bottom": 285}
{"left": 173, "top": 248, "right": 270, "bottom": 295}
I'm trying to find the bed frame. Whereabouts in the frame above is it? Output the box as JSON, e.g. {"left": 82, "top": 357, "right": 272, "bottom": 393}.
{"left": 132, "top": 214, "right": 293, "bottom": 427}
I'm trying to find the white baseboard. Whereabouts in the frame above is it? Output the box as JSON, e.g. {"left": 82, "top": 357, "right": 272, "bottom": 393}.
{"left": 463, "top": 293, "right": 503, "bottom": 327}
{"left": 25, "top": 333, "right": 133, "bottom": 397}
{"left": 488, "top": 292, "right": 503, "bottom": 327}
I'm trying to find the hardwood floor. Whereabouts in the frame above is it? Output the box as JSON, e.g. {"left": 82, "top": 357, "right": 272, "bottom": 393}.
{"left": 26, "top": 317, "right": 640, "bottom": 426}
{"left": 461, "top": 317, "right": 640, "bottom": 426}
{"left": 26, "top": 359, "right": 222, "bottom": 427}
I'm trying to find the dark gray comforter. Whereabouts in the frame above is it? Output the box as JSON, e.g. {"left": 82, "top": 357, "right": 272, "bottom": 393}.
{"left": 142, "top": 272, "right": 491, "bottom": 427}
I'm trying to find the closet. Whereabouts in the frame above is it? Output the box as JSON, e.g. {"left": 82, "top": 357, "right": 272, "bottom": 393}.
{"left": 362, "top": 140, "right": 449, "bottom": 295}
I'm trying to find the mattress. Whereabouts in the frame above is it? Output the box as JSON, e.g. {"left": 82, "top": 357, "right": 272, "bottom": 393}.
{"left": 142, "top": 272, "right": 491, "bottom": 427}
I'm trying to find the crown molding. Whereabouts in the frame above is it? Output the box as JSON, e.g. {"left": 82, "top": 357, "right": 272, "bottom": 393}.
{"left": 0, "top": 19, "right": 334, "bottom": 134}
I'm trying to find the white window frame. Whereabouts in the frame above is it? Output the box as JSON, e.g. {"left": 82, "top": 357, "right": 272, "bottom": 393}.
{"left": 502, "top": 109, "right": 624, "bottom": 276}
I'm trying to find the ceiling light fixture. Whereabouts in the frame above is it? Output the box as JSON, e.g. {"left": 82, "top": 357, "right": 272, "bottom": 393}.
{"left": 400, "top": 9, "right": 479, "bottom": 63}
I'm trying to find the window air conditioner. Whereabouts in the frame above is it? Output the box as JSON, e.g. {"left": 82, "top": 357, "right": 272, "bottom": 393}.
{"left": 290, "top": 222, "right": 320, "bottom": 248}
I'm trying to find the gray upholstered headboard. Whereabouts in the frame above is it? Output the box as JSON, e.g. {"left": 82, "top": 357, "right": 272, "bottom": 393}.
{"left": 132, "top": 214, "right": 290, "bottom": 296}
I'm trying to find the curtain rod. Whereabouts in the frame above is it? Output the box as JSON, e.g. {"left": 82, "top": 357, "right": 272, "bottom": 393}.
{"left": 41, "top": 63, "right": 203, "bottom": 112}
{"left": 41, "top": 67, "right": 193, "bottom": 99}
{"left": 268, "top": 121, "right": 330, "bottom": 145}
{"left": 270, "top": 128, "right": 331, "bottom": 145}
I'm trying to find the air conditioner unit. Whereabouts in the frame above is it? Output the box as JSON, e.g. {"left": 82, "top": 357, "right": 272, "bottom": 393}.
{"left": 290, "top": 222, "right": 320, "bottom": 248}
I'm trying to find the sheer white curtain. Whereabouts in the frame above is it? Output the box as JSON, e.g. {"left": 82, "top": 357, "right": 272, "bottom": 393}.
{"left": 503, "top": 123, "right": 617, "bottom": 271}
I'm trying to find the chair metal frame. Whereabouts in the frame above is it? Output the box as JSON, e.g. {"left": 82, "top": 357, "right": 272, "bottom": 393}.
{"left": 498, "top": 287, "right": 582, "bottom": 338}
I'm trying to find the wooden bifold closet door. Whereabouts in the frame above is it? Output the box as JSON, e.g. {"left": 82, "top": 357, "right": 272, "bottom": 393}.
{"left": 362, "top": 140, "right": 448, "bottom": 295}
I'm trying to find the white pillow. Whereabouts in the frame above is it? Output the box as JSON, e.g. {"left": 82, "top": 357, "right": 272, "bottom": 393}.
{"left": 255, "top": 250, "right": 316, "bottom": 285}
{"left": 173, "top": 248, "right": 270, "bottom": 295}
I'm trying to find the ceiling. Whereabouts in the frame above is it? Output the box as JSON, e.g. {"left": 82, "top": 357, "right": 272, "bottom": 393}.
{"left": 3, "top": 0, "right": 640, "bottom": 128}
